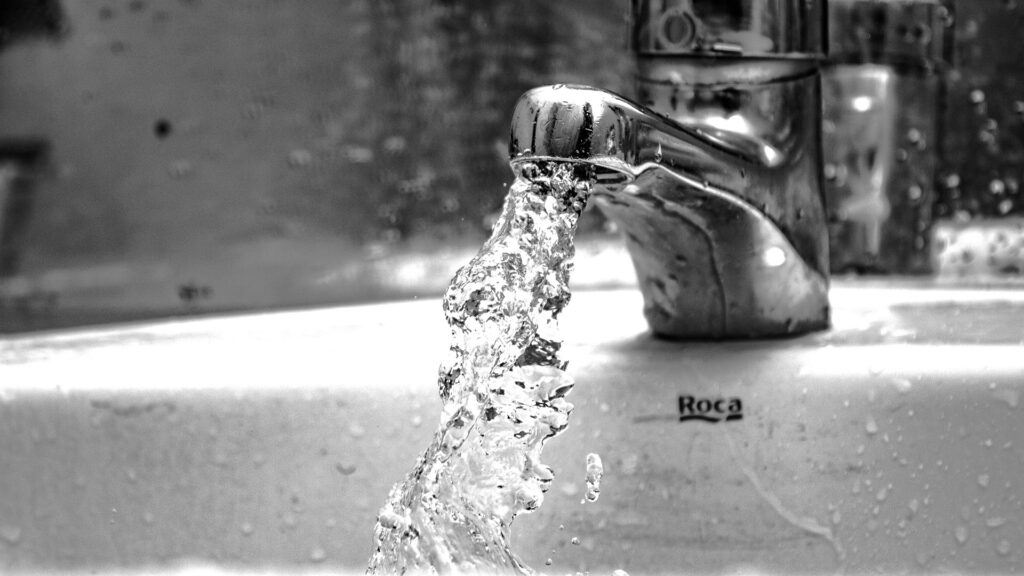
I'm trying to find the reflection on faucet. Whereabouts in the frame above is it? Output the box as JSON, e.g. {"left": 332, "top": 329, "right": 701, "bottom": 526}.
{"left": 825, "top": 0, "right": 954, "bottom": 274}
{"left": 824, "top": 65, "right": 898, "bottom": 267}
{"left": 508, "top": 84, "right": 830, "bottom": 339}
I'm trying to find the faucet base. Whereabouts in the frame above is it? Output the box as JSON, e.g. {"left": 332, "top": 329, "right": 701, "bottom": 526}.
{"left": 596, "top": 169, "right": 830, "bottom": 339}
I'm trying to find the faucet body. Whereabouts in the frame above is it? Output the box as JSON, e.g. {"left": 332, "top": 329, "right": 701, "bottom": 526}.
{"left": 508, "top": 1, "right": 829, "bottom": 339}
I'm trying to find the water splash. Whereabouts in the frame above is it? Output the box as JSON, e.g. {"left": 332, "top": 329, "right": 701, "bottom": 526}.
{"left": 367, "top": 161, "right": 594, "bottom": 575}
{"left": 584, "top": 453, "right": 604, "bottom": 503}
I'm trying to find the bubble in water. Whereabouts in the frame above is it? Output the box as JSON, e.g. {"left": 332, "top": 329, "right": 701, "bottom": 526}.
{"left": 348, "top": 422, "right": 366, "bottom": 438}
{"left": 954, "top": 525, "right": 969, "bottom": 545}
{"left": 612, "top": 570, "right": 630, "bottom": 576}
{"left": 977, "top": 474, "right": 990, "bottom": 488}
{"left": 240, "top": 522, "right": 253, "bottom": 536}
{"left": 584, "top": 453, "right": 604, "bottom": 503}
{"left": 570, "top": 537, "right": 581, "bottom": 546}
{"left": 545, "top": 558, "right": 553, "bottom": 566}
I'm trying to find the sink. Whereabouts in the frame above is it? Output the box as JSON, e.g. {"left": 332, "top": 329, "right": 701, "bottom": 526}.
{"left": 1, "top": 281, "right": 1022, "bottom": 573}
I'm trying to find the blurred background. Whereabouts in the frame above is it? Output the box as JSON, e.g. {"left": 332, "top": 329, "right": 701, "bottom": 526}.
{"left": 0, "top": 0, "right": 1022, "bottom": 332}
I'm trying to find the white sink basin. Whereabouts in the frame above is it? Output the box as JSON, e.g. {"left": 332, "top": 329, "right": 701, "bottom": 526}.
{"left": 1, "top": 281, "right": 1022, "bottom": 574}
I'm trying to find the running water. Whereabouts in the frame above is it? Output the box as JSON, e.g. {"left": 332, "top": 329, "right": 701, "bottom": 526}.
{"left": 367, "top": 161, "right": 595, "bottom": 575}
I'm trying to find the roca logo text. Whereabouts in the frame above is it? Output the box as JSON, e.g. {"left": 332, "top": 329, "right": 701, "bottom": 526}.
{"left": 678, "top": 395, "right": 744, "bottom": 423}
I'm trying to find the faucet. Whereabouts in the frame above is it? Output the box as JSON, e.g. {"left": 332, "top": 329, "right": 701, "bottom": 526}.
{"left": 507, "top": 0, "right": 830, "bottom": 339}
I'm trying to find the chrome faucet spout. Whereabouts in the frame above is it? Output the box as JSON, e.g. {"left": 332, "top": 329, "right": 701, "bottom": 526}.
{"left": 508, "top": 84, "right": 830, "bottom": 339}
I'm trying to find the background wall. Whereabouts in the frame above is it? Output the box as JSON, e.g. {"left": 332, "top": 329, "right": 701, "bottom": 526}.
{"left": 0, "top": 0, "right": 1021, "bottom": 331}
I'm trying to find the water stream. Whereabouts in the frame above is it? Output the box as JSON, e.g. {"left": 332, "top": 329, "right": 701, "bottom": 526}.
{"left": 367, "top": 161, "right": 595, "bottom": 574}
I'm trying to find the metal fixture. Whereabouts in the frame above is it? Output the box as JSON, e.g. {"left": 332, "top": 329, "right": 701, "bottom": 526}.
{"left": 507, "top": 0, "right": 829, "bottom": 339}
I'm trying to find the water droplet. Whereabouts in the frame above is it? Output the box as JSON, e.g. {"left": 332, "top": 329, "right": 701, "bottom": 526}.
{"left": 167, "top": 159, "right": 194, "bottom": 179}
{"left": 570, "top": 537, "right": 581, "bottom": 546}
{"left": 970, "top": 90, "right": 986, "bottom": 104}
{"left": 987, "top": 516, "right": 1007, "bottom": 528}
{"left": 865, "top": 415, "right": 878, "bottom": 435}
{"left": 545, "top": 558, "right": 553, "bottom": 566}
{"left": 891, "top": 377, "right": 913, "bottom": 393}
{"left": 0, "top": 525, "right": 22, "bottom": 544}
{"left": 286, "top": 147, "right": 309, "bottom": 166}
{"left": 310, "top": 546, "right": 327, "bottom": 562}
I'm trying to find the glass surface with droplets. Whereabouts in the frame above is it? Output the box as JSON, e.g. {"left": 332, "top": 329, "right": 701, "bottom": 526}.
{"left": 367, "top": 161, "right": 594, "bottom": 574}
